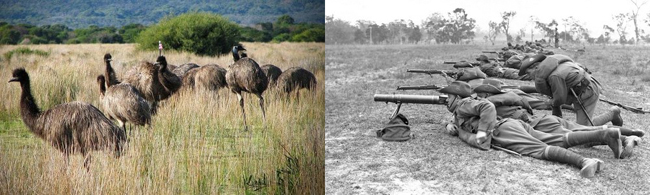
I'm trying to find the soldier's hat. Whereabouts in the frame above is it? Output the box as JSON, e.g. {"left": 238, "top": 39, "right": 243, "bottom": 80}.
{"left": 483, "top": 78, "right": 505, "bottom": 88}
{"left": 474, "top": 78, "right": 506, "bottom": 94}
{"left": 476, "top": 55, "right": 490, "bottom": 63}
{"left": 474, "top": 84, "right": 505, "bottom": 94}
{"left": 453, "top": 61, "right": 473, "bottom": 68}
{"left": 518, "top": 54, "right": 546, "bottom": 76}
{"left": 439, "top": 81, "right": 472, "bottom": 98}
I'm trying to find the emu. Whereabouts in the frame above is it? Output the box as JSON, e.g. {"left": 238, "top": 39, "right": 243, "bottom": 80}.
{"left": 225, "top": 45, "right": 268, "bottom": 130}
{"left": 276, "top": 67, "right": 317, "bottom": 94}
{"left": 97, "top": 75, "right": 151, "bottom": 134}
{"left": 122, "top": 55, "right": 181, "bottom": 114}
{"left": 261, "top": 64, "right": 282, "bottom": 87}
{"left": 9, "top": 68, "right": 126, "bottom": 170}
{"left": 182, "top": 63, "right": 228, "bottom": 92}
{"left": 172, "top": 63, "right": 200, "bottom": 79}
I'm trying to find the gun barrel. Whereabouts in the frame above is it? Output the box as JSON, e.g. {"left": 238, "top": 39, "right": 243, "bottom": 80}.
{"left": 482, "top": 51, "right": 498, "bottom": 53}
{"left": 374, "top": 94, "right": 446, "bottom": 104}
{"left": 397, "top": 85, "right": 440, "bottom": 90}
{"left": 406, "top": 69, "right": 443, "bottom": 74}
{"left": 443, "top": 61, "right": 456, "bottom": 64}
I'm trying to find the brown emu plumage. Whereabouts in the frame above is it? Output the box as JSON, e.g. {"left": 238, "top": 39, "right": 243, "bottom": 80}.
{"left": 172, "top": 63, "right": 200, "bottom": 79}
{"left": 122, "top": 56, "right": 181, "bottom": 114}
{"left": 9, "top": 68, "right": 126, "bottom": 169}
{"left": 97, "top": 75, "right": 151, "bottom": 130}
{"left": 261, "top": 64, "right": 282, "bottom": 87}
{"left": 225, "top": 45, "right": 268, "bottom": 130}
{"left": 276, "top": 67, "right": 317, "bottom": 93}
{"left": 182, "top": 63, "right": 228, "bottom": 91}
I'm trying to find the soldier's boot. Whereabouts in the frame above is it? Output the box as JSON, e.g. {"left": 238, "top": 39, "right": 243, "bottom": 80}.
{"left": 544, "top": 146, "right": 603, "bottom": 178}
{"left": 592, "top": 106, "right": 623, "bottom": 126}
{"left": 620, "top": 136, "right": 642, "bottom": 159}
{"left": 565, "top": 128, "right": 622, "bottom": 159}
{"left": 618, "top": 127, "right": 645, "bottom": 137}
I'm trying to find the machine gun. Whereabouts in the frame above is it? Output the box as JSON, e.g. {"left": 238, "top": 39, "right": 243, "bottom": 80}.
{"left": 396, "top": 85, "right": 442, "bottom": 90}
{"left": 374, "top": 94, "right": 447, "bottom": 119}
{"left": 373, "top": 93, "right": 522, "bottom": 156}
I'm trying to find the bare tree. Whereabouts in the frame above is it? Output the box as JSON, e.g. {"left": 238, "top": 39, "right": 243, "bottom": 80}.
{"left": 613, "top": 13, "right": 632, "bottom": 44}
{"left": 485, "top": 21, "right": 501, "bottom": 45}
{"left": 499, "top": 11, "right": 516, "bottom": 42}
{"left": 630, "top": 0, "right": 647, "bottom": 44}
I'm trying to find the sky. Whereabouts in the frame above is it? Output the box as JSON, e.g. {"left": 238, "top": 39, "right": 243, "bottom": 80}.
{"left": 326, "top": 0, "right": 650, "bottom": 38}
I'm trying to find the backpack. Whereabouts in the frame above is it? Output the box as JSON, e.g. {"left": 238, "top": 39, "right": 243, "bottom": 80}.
{"left": 376, "top": 113, "right": 413, "bottom": 141}
{"left": 457, "top": 67, "right": 487, "bottom": 82}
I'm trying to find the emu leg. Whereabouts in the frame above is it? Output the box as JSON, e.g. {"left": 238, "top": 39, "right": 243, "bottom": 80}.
{"left": 256, "top": 94, "right": 266, "bottom": 120}
{"left": 238, "top": 93, "right": 248, "bottom": 131}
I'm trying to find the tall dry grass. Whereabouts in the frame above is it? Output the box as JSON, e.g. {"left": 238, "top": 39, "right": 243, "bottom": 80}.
{"left": 0, "top": 42, "right": 324, "bottom": 194}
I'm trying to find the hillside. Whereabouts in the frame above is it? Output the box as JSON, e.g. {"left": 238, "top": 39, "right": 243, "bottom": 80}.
{"left": 0, "top": 0, "right": 324, "bottom": 28}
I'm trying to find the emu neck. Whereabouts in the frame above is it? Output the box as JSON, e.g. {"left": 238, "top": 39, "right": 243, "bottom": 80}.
{"left": 232, "top": 51, "right": 240, "bottom": 62}
{"left": 105, "top": 60, "right": 119, "bottom": 87}
{"left": 19, "top": 81, "right": 43, "bottom": 137}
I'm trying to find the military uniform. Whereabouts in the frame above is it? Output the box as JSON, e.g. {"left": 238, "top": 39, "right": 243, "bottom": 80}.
{"left": 476, "top": 55, "right": 529, "bottom": 80}
{"left": 473, "top": 82, "right": 644, "bottom": 159}
{"left": 520, "top": 54, "right": 622, "bottom": 126}
{"left": 441, "top": 81, "right": 620, "bottom": 178}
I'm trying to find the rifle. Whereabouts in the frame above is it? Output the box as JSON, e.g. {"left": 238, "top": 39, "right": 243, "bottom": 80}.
{"left": 443, "top": 61, "right": 480, "bottom": 68}
{"left": 599, "top": 98, "right": 650, "bottom": 114}
{"left": 482, "top": 51, "right": 498, "bottom": 54}
{"left": 374, "top": 94, "right": 447, "bottom": 119}
{"left": 407, "top": 69, "right": 458, "bottom": 77}
{"left": 396, "top": 85, "right": 441, "bottom": 90}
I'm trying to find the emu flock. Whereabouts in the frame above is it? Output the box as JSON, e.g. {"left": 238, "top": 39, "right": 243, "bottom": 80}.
{"left": 8, "top": 45, "right": 317, "bottom": 170}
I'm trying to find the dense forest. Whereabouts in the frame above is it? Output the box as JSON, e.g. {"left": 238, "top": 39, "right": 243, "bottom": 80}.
{"left": 0, "top": 0, "right": 324, "bottom": 28}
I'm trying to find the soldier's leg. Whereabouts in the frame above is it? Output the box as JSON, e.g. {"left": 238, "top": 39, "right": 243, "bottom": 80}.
{"left": 563, "top": 128, "right": 622, "bottom": 159}
{"left": 492, "top": 119, "right": 603, "bottom": 178}
{"left": 574, "top": 86, "right": 599, "bottom": 126}
{"left": 532, "top": 115, "right": 571, "bottom": 134}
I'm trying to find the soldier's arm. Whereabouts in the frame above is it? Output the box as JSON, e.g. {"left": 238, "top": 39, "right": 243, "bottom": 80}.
{"left": 548, "top": 76, "right": 568, "bottom": 107}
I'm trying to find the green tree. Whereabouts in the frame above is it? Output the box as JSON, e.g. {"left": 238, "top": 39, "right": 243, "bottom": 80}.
{"left": 275, "top": 14, "right": 295, "bottom": 26}
{"left": 136, "top": 12, "right": 241, "bottom": 56}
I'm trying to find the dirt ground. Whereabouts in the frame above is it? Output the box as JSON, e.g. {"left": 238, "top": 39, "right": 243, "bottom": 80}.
{"left": 325, "top": 44, "right": 650, "bottom": 194}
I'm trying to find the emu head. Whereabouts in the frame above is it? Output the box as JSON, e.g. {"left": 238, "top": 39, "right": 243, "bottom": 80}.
{"left": 232, "top": 45, "right": 246, "bottom": 62}
{"left": 155, "top": 56, "right": 168, "bottom": 71}
{"left": 104, "top": 53, "right": 112, "bottom": 62}
{"left": 8, "top": 68, "right": 29, "bottom": 84}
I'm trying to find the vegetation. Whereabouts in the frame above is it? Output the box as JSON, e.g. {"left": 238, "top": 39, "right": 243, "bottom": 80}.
{"left": 0, "top": 0, "right": 324, "bottom": 28}
{"left": 0, "top": 42, "right": 325, "bottom": 194}
{"left": 136, "top": 13, "right": 241, "bottom": 56}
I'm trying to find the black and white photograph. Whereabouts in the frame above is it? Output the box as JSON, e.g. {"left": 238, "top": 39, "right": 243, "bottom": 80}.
{"left": 326, "top": 0, "right": 650, "bottom": 194}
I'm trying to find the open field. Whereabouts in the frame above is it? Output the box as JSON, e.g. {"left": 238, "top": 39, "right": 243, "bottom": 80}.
{"left": 325, "top": 44, "right": 650, "bottom": 194}
{"left": 0, "top": 42, "right": 324, "bottom": 194}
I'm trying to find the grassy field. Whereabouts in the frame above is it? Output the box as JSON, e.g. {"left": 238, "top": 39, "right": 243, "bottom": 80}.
{"left": 0, "top": 42, "right": 324, "bottom": 194}
{"left": 325, "top": 44, "right": 650, "bottom": 194}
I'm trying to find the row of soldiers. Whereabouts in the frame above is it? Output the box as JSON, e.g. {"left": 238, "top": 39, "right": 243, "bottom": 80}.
{"left": 398, "top": 47, "right": 645, "bottom": 178}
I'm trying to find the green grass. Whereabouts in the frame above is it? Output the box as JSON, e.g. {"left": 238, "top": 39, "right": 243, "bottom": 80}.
{"left": 325, "top": 44, "right": 650, "bottom": 194}
{"left": 3, "top": 47, "right": 50, "bottom": 62}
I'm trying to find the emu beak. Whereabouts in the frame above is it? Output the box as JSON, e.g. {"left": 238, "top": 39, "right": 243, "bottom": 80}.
{"left": 8, "top": 77, "right": 19, "bottom": 83}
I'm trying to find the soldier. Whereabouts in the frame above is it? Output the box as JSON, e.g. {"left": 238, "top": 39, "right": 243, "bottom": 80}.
{"left": 440, "top": 81, "right": 621, "bottom": 178}
{"left": 482, "top": 78, "right": 572, "bottom": 111}
{"left": 519, "top": 54, "right": 622, "bottom": 126}
{"left": 476, "top": 55, "right": 527, "bottom": 80}
{"left": 472, "top": 81, "right": 644, "bottom": 159}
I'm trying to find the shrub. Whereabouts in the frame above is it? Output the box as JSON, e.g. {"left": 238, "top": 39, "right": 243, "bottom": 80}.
{"left": 3, "top": 47, "right": 50, "bottom": 61}
{"left": 136, "top": 12, "right": 241, "bottom": 56}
